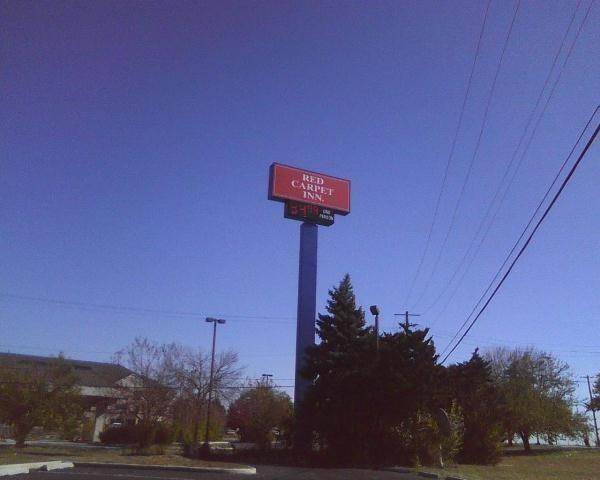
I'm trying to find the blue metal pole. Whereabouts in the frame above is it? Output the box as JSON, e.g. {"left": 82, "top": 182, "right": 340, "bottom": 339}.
{"left": 294, "top": 222, "right": 317, "bottom": 446}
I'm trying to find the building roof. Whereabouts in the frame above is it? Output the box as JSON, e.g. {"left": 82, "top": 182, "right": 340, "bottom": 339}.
{"left": 0, "top": 352, "right": 134, "bottom": 388}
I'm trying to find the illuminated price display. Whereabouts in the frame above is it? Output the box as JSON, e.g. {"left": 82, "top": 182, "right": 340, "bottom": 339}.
{"left": 284, "top": 201, "right": 335, "bottom": 227}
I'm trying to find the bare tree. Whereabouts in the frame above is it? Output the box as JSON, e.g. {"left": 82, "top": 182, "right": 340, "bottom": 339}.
{"left": 169, "top": 348, "right": 242, "bottom": 446}
{"left": 113, "top": 338, "right": 243, "bottom": 449}
{"left": 112, "top": 338, "right": 177, "bottom": 432}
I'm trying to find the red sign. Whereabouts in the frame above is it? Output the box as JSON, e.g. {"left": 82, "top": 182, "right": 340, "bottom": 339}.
{"left": 269, "top": 163, "right": 351, "bottom": 214}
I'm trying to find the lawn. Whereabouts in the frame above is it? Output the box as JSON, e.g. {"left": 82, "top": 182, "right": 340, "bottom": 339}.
{"left": 422, "top": 447, "right": 600, "bottom": 480}
{"left": 0, "top": 444, "right": 244, "bottom": 469}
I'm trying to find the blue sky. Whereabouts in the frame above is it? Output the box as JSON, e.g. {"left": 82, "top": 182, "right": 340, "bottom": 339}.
{"left": 1, "top": 0, "right": 599, "bottom": 403}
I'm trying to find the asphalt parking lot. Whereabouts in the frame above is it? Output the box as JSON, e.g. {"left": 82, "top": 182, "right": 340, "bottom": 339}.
{"left": 17, "top": 465, "right": 421, "bottom": 480}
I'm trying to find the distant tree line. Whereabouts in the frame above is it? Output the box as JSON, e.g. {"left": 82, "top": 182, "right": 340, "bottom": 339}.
{"left": 1, "top": 275, "right": 596, "bottom": 465}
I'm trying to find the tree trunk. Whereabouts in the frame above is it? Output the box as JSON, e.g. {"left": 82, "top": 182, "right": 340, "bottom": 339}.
{"left": 13, "top": 422, "right": 31, "bottom": 449}
{"left": 520, "top": 432, "right": 531, "bottom": 452}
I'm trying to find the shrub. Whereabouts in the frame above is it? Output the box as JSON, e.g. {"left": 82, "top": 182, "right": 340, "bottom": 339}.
{"left": 99, "top": 425, "right": 137, "bottom": 445}
{"left": 60, "top": 416, "right": 82, "bottom": 441}
{"left": 80, "top": 417, "right": 95, "bottom": 442}
{"left": 153, "top": 423, "right": 172, "bottom": 446}
{"left": 99, "top": 422, "right": 173, "bottom": 450}
{"left": 134, "top": 422, "right": 156, "bottom": 449}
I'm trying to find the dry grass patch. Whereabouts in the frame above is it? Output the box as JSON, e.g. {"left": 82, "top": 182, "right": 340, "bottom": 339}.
{"left": 422, "top": 447, "right": 600, "bottom": 480}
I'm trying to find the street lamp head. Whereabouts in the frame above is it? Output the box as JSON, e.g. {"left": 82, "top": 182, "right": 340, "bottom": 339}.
{"left": 369, "top": 305, "right": 380, "bottom": 316}
{"left": 206, "top": 317, "right": 226, "bottom": 324}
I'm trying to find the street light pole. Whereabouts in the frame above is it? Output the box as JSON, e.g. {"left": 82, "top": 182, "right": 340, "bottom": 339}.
{"left": 369, "top": 305, "right": 380, "bottom": 352}
{"left": 203, "top": 317, "right": 226, "bottom": 454}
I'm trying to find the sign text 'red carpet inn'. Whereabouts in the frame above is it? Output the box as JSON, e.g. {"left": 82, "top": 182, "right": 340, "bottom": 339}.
{"left": 269, "top": 163, "right": 351, "bottom": 214}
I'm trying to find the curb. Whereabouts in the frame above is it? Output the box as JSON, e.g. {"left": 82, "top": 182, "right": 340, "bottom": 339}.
{"left": 383, "top": 467, "right": 412, "bottom": 474}
{"left": 417, "top": 472, "right": 438, "bottom": 479}
{"left": 0, "top": 461, "right": 74, "bottom": 477}
{"left": 0, "top": 466, "right": 28, "bottom": 477}
{"left": 74, "top": 461, "right": 257, "bottom": 475}
{"left": 385, "top": 467, "right": 465, "bottom": 480}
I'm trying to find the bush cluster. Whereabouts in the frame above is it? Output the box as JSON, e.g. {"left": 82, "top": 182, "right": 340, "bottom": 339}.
{"left": 299, "top": 274, "right": 503, "bottom": 467}
{"left": 99, "top": 422, "right": 172, "bottom": 448}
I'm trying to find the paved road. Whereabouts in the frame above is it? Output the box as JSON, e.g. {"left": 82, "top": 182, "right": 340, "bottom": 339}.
{"left": 17, "top": 465, "right": 420, "bottom": 480}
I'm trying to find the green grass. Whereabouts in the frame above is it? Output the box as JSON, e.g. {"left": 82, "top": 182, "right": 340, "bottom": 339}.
{"left": 421, "top": 447, "right": 600, "bottom": 480}
{"left": 0, "top": 445, "right": 244, "bottom": 468}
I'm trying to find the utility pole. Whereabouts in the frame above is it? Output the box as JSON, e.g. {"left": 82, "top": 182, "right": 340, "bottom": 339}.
{"left": 262, "top": 373, "right": 273, "bottom": 386}
{"left": 394, "top": 310, "right": 421, "bottom": 332}
{"left": 586, "top": 375, "right": 600, "bottom": 447}
{"left": 203, "top": 317, "right": 226, "bottom": 454}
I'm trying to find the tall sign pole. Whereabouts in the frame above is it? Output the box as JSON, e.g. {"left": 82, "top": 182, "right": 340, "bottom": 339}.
{"left": 295, "top": 222, "right": 318, "bottom": 407}
{"left": 268, "top": 163, "right": 351, "bottom": 450}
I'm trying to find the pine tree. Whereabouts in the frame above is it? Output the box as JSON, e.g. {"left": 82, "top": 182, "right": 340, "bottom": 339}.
{"left": 315, "top": 273, "right": 366, "bottom": 348}
{"left": 371, "top": 325, "right": 441, "bottom": 465}
{"left": 300, "top": 274, "right": 370, "bottom": 462}
{"left": 301, "top": 274, "right": 444, "bottom": 465}
{"left": 446, "top": 350, "right": 502, "bottom": 464}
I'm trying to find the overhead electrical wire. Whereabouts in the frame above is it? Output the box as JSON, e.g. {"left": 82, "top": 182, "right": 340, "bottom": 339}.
{"left": 402, "top": 0, "right": 492, "bottom": 308}
{"left": 0, "top": 380, "right": 295, "bottom": 390}
{"left": 428, "top": 0, "right": 596, "bottom": 329}
{"left": 411, "top": 0, "right": 522, "bottom": 310}
{"left": 440, "top": 108, "right": 600, "bottom": 364}
{"left": 491, "top": 0, "right": 596, "bottom": 216}
{"left": 0, "top": 293, "right": 295, "bottom": 323}
{"left": 422, "top": 0, "right": 587, "bottom": 318}
{"left": 439, "top": 106, "right": 598, "bottom": 359}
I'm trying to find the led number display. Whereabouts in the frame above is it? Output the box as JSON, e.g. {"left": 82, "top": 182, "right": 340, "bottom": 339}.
{"left": 284, "top": 201, "right": 335, "bottom": 226}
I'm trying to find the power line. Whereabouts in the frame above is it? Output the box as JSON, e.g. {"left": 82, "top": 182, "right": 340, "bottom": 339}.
{"left": 0, "top": 344, "right": 296, "bottom": 359}
{"left": 438, "top": 105, "right": 599, "bottom": 359}
{"left": 403, "top": 0, "right": 492, "bottom": 308}
{"left": 440, "top": 108, "right": 599, "bottom": 364}
{"left": 411, "top": 0, "right": 522, "bottom": 309}
{"left": 432, "top": 331, "right": 600, "bottom": 352}
{"left": 0, "top": 293, "right": 295, "bottom": 323}
{"left": 422, "top": 0, "right": 589, "bottom": 318}
{"left": 432, "top": 0, "right": 597, "bottom": 328}
{"left": 0, "top": 380, "right": 295, "bottom": 390}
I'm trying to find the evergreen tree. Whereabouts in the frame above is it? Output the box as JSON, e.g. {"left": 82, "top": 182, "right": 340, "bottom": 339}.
{"left": 314, "top": 273, "right": 366, "bottom": 348}
{"left": 301, "top": 274, "right": 442, "bottom": 465}
{"left": 371, "top": 325, "right": 441, "bottom": 465}
{"left": 300, "top": 274, "right": 370, "bottom": 462}
{"left": 446, "top": 350, "right": 502, "bottom": 464}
